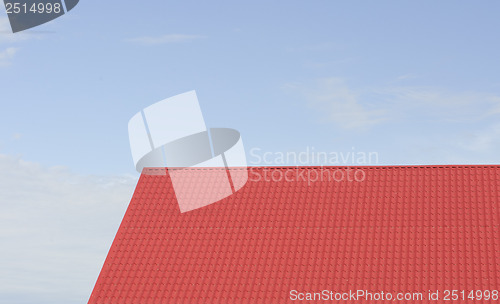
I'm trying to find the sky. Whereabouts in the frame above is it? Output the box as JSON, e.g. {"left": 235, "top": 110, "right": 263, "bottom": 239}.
{"left": 1, "top": 1, "right": 500, "bottom": 303}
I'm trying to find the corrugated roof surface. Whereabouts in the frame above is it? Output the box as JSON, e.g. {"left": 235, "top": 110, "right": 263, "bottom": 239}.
{"left": 88, "top": 166, "right": 500, "bottom": 304}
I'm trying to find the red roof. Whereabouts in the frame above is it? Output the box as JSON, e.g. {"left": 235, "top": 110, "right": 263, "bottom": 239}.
{"left": 88, "top": 166, "right": 500, "bottom": 304}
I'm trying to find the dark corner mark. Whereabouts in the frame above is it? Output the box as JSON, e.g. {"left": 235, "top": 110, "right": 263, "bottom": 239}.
{"left": 3, "top": 0, "right": 79, "bottom": 33}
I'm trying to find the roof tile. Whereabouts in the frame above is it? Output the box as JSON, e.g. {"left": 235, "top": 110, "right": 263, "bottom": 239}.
{"left": 88, "top": 166, "right": 500, "bottom": 304}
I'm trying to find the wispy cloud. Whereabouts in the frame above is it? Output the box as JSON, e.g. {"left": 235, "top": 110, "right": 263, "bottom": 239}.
{"left": 395, "top": 73, "right": 417, "bottom": 81}
{"left": 456, "top": 123, "right": 500, "bottom": 153}
{"left": 0, "top": 17, "right": 45, "bottom": 43}
{"left": 125, "top": 34, "right": 206, "bottom": 45}
{"left": 287, "top": 78, "right": 387, "bottom": 129}
{"left": 0, "top": 16, "right": 46, "bottom": 67}
{"left": 0, "top": 17, "right": 17, "bottom": 42}
{"left": 286, "top": 42, "right": 340, "bottom": 53}
{"left": 289, "top": 77, "right": 500, "bottom": 130}
{"left": 378, "top": 86, "right": 500, "bottom": 122}
{"left": 290, "top": 78, "right": 500, "bottom": 162}
{"left": 0, "top": 154, "right": 137, "bottom": 304}
{"left": 0, "top": 47, "right": 19, "bottom": 66}
{"left": 12, "top": 133, "right": 22, "bottom": 140}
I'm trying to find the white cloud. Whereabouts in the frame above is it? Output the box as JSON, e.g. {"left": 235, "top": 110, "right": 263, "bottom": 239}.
{"left": 0, "top": 47, "right": 18, "bottom": 66}
{"left": 378, "top": 86, "right": 500, "bottom": 122}
{"left": 291, "top": 77, "right": 500, "bottom": 130}
{"left": 290, "top": 78, "right": 387, "bottom": 129}
{"left": 0, "top": 154, "right": 137, "bottom": 304}
{"left": 400, "top": 122, "right": 500, "bottom": 165}
{"left": 125, "top": 34, "right": 206, "bottom": 45}
{"left": 285, "top": 76, "right": 500, "bottom": 163}
{"left": 0, "top": 16, "right": 46, "bottom": 67}
{"left": 0, "top": 17, "right": 44, "bottom": 44}
{"left": 0, "top": 17, "right": 15, "bottom": 38}
{"left": 286, "top": 42, "right": 340, "bottom": 52}
{"left": 455, "top": 123, "right": 500, "bottom": 153}
{"left": 395, "top": 73, "right": 417, "bottom": 81}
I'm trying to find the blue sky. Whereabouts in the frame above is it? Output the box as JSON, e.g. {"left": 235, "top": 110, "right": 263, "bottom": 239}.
{"left": 2, "top": 1, "right": 500, "bottom": 175}
{"left": 1, "top": 1, "right": 500, "bottom": 303}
